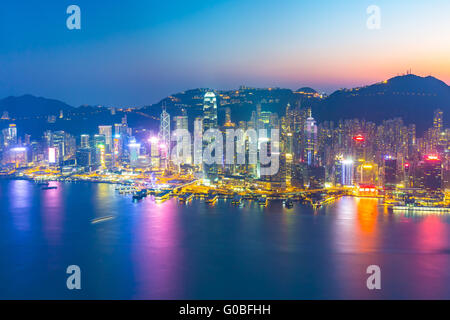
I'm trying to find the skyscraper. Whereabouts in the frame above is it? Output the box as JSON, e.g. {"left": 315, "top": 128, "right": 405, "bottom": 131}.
{"left": 341, "top": 159, "right": 354, "bottom": 186}
{"left": 194, "top": 117, "right": 203, "bottom": 169}
{"left": 52, "top": 131, "right": 66, "bottom": 164}
{"left": 202, "top": 92, "right": 218, "bottom": 183}
{"left": 304, "top": 109, "right": 317, "bottom": 166}
{"left": 98, "top": 125, "right": 113, "bottom": 153}
{"left": 80, "top": 134, "right": 90, "bottom": 149}
{"left": 384, "top": 156, "right": 397, "bottom": 190}
{"left": 433, "top": 109, "right": 443, "bottom": 131}
{"left": 203, "top": 92, "right": 218, "bottom": 131}
{"left": 128, "top": 142, "right": 141, "bottom": 167}
{"left": 419, "top": 155, "right": 442, "bottom": 193}
{"left": 159, "top": 107, "right": 170, "bottom": 169}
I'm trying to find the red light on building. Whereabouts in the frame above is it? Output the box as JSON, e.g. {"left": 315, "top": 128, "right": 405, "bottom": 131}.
{"left": 358, "top": 183, "right": 377, "bottom": 194}
{"left": 425, "top": 155, "right": 440, "bottom": 161}
{"left": 353, "top": 134, "right": 365, "bottom": 142}
{"left": 404, "top": 163, "right": 410, "bottom": 168}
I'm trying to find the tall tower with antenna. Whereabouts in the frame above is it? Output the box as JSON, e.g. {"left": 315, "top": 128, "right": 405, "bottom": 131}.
{"left": 159, "top": 104, "right": 171, "bottom": 168}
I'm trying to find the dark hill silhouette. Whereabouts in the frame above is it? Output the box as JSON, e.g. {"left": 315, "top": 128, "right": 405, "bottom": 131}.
{"left": 313, "top": 74, "right": 450, "bottom": 133}
{"left": 1, "top": 74, "right": 448, "bottom": 135}
{"left": 295, "top": 87, "right": 317, "bottom": 93}
{"left": 0, "top": 94, "right": 74, "bottom": 117}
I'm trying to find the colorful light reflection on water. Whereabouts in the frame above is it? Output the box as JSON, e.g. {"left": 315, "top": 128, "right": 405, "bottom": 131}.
{"left": 1, "top": 180, "right": 450, "bottom": 299}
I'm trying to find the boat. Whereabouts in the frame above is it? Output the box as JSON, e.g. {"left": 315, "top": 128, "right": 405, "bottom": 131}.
{"left": 206, "top": 194, "right": 218, "bottom": 204}
{"left": 231, "top": 195, "right": 242, "bottom": 205}
{"left": 91, "top": 215, "right": 114, "bottom": 224}
{"left": 284, "top": 198, "right": 294, "bottom": 208}
{"left": 37, "top": 182, "right": 49, "bottom": 186}
{"left": 42, "top": 186, "right": 57, "bottom": 190}
{"left": 154, "top": 190, "right": 171, "bottom": 203}
{"left": 258, "top": 197, "right": 268, "bottom": 206}
{"left": 392, "top": 205, "right": 450, "bottom": 213}
{"left": 132, "top": 193, "right": 144, "bottom": 201}
{"left": 179, "top": 193, "right": 193, "bottom": 204}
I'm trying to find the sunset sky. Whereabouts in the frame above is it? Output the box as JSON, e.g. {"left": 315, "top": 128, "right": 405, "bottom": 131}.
{"left": 0, "top": 0, "right": 449, "bottom": 106}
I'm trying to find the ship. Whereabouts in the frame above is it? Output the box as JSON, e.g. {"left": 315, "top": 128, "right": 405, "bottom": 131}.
{"left": 91, "top": 215, "right": 115, "bottom": 224}
{"left": 231, "top": 195, "right": 242, "bottom": 205}
{"left": 392, "top": 205, "right": 450, "bottom": 213}
{"left": 179, "top": 193, "right": 194, "bottom": 204}
{"left": 258, "top": 197, "right": 268, "bottom": 206}
{"left": 283, "top": 198, "right": 294, "bottom": 208}
{"left": 206, "top": 194, "right": 218, "bottom": 204}
{"left": 42, "top": 186, "right": 57, "bottom": 190}
{"left": 132, "top": 189, "right": 148, "bottom": 201}
{"left": 154, "top": 190, "right": 171, "bottom": 203}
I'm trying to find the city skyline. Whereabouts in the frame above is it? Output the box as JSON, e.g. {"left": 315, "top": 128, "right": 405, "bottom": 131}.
{"left": 3, "top": 1, "right": 450, "bottom": 303}
{"left": 1, "top": 1, "right": 449, "bottom": 106}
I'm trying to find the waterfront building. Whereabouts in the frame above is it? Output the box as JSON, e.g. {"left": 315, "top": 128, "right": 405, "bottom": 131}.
{"left": 384, "top": 156, "right": 397, "bottom": 190}
{"left": 76, "top": 148, "right": 92, "bottom": 170}
{"left": 417, "top": 155, "right": 442, "bottom": 193}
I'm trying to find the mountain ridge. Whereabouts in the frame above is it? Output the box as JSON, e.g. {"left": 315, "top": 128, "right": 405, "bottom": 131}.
{"left": 1, "top": 74, "right": 449, "bottom": 134}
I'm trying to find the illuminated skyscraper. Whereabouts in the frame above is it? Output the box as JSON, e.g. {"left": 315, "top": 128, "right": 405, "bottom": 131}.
{"left": 202, "top": 92, "right": 218, "bottom": 183}
{"left": 76, "top": 148, "right": 92, "bottom": 169}
{"left": 159, "top": 107, "right": 170, "bottom": 169}
{"left": 93, "top": 134, "right": 106, "bottom": 167}
{"left": 203, "top": 92, "right": 217, "bottom": 131}
{"left": 80, "top": 134, "right": 90, "bottom": 149}
{"left": 149, "top": 136, "right": 160, "bottom": 168}
{"left": 304, "top": 109, "right": 317, "bottom": 166}
{"left": 98, "top": 125, "right": 113, "bottom": 152}
{"left": 174, "top": 109, "right": 188, "bottom": 131}
{"left": 419, "top": 155, "right": 442, "bottom": 193}
{"left": 8, "top": 124, "right": 17, "bottom": 144}
{"left": 194, "top": 117, "right": 203, "bottom": 168}
{"left": 341, "top": 159, "right": 354, "bottom": 186}
{"left": 128, "top": 142, "right": 141, "bottom": 167}
{"left": 52, "top": 131, "right": 65, "bottom": 164}
{"left": 433, "top": 109, "right": 443, "bottom": 131}
{"left": 384, "top": 156, "right": 397, "bottom": 190}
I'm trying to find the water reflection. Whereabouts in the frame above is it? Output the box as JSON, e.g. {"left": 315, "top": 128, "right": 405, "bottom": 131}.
{"left": 8, "top": 180, "right": 32, "bottom": 232}
{"left": 132, "top": 199, "right": 183, "bottom": 299}
{"left": 41, "top": 181, "right": 64, "bottom": 243}
{"left": 2, "top": 181, "right": 450, "bottom": 299}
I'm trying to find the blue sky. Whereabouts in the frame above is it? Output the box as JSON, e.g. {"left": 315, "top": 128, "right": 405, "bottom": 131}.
{"left": 0, "top": 0, "right": 449, "bottom": 106}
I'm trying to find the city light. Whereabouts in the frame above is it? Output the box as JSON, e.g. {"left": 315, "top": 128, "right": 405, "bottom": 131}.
{"left": 425, "top": 155, "right": 440, "bottom": 161}
{"left": 48, "top": 147, "right": 56, "bottom": 164}
{"left": 352, "top": 134, "right": 365, "bottom": 142}
{"left": 341, "top": 159, "right": 354, "bottom": 165}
